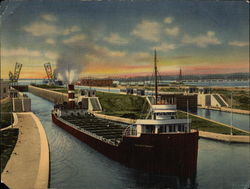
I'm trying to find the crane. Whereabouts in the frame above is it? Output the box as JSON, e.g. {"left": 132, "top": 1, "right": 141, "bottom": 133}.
{"left": 44, "top": 62, "right": 55, "bottom": 84}
{"left": 9, "top": 62, "right": 22, "bottom": 84}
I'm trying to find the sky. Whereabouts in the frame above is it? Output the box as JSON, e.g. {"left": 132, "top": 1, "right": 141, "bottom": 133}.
{"left": 0, "top": 0, "right": 249, "bottom": 80}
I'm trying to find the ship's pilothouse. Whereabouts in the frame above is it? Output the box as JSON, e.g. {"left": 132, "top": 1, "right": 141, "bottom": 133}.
{"left": 135, "top": 103, "right": 191, "bottom": 136}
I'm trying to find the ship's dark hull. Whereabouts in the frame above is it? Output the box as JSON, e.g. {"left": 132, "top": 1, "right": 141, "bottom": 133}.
{"left": 52, "top": 113, "right": 198, "bottom": 178}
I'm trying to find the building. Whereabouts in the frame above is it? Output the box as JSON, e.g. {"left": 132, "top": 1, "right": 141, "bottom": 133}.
{"left": 160, "top": 93, "right": 197, "bottom": 112}
{"left": 0, "top": 80, "right": 9, "bottom": 99}
{"left": 78, "top": 78, "right": 113, "bottom": 87}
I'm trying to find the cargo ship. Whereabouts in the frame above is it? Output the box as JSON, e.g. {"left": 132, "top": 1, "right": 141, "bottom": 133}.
{"left": 51, "top": 51, "right": 199, "bottom": 178}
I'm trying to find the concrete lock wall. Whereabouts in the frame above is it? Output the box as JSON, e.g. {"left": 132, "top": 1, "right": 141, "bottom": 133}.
{"left": 198, "top": 94, "right": 210, "bottom": 107}
{"left": 28, "top": 85, "right": 68, "bottom": 103}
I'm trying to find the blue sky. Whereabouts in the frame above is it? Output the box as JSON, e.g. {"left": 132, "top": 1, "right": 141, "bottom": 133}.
{"left": 1, "top": 0, "right": 249, "bottom": 79}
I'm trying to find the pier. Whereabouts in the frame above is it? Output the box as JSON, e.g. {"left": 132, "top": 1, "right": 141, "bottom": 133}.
{"left": 1, "top": 112, "right": 50, "bottom": 189}
{"left": 1, "top": 86, "right": 50, "bottom": 189}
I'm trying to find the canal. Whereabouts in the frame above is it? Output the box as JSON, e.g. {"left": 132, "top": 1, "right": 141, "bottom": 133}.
{"left": 197, "top": 108, "right": 249, "bottom": 132}
{"left": 28, "top": 92, "right": 249, "bottom": 189}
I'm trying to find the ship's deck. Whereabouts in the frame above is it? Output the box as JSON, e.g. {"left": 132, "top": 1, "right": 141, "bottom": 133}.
{"left": 60, "top": 114, "right": 127, "bottom": 141}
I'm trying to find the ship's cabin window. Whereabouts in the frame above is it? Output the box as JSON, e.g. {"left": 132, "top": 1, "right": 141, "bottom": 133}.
{"left": 154, "top": 112, "right": 176, "bottom": 117}
{"left": 159, "top": 125, "right": 167, "bottom": 133}
{"left": 169, "top": 125, "right": 175, "bottom": 132}
{"left": 143, "top": 125, "right": 155, "bottom": 133}
{"left": 142, "top": 124, "right": 187, "bottom": 134}
{"left": 178, "top": 124, "right": 185, "bottom": 132}
{"left": 157, "top": 124, "right": 187, "bottom": 133}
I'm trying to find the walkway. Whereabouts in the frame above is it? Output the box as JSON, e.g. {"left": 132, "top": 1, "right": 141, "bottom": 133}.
{"left": 1, "top": 112, "right": 49, "bottom": 189}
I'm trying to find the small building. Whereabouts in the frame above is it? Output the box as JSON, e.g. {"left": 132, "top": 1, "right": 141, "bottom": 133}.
{"left": 80, "top": 89, "right": 96, "bottom": 97}
{"left": 126, "top": 88, "right": 134, "bottom": 95}
{"left": 79, "top": 78, "right": 113, "bottom": 87}
{"left": 0, "top": 80, "right": 9, "bottom": 99}
{"left": 198, "top": 87, "right": 211, "bottom": 94}
{"left": 184, "top": 87, "right": 197, "bottom": 94}
{"left": 137, "top": 89, "right": 145, "bottom": 96}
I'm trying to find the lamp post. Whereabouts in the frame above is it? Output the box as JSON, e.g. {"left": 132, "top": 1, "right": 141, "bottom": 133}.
{"left": 230, "top": 92, "right": 233, "bottom": 135}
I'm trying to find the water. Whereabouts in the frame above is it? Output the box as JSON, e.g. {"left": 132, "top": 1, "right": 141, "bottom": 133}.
{"left": 27, "top": 92, "right": 250, "bottom": 189}
{"left": 75, "top": 85, "right": 120, "bottom": 93}
{"left": 196, "top": 108, "right": 250, "bottom": 132}
{"left": 17, "top": 79, "right": 44, "bottom": 85}
{"left": 184, "top": 80, "right": 249, "bottom": 88}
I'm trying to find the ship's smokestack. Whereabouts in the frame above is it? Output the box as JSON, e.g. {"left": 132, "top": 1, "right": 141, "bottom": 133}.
{"left": 68, "top": 84, "right": 75, "bottom": 109}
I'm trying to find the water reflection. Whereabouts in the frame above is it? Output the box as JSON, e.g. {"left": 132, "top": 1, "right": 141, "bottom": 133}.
{"left": 204, "top": 109, "right": 211, "bottom": 118}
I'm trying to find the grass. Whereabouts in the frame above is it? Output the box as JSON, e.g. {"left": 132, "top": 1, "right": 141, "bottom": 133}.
{"left": 99, "top": 111, "right": 147, "bottom": 119}
{"left": 0, "top": 128, "right": 19, "bottom": 173}
{"left": 31, "top": 84, "right": 64, "bottom": 89}
{"left": 96, "top": 92, "right": 149, "bottom": 119}
{"left": 160, "top": 87, "right": 185, "bottom": 93}
{"left": 51, "top": 88, "right": 69, "bottom": 93}
{"left": 177, "top": 111, "right": 248, "bottom": 135}
{"left": 0, "top": 100, "right": 13, "bottom": 129}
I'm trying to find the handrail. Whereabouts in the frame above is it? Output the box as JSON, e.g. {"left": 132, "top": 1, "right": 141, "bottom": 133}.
{"left": 122, "top": 126, "right": 137, "bottom": 137}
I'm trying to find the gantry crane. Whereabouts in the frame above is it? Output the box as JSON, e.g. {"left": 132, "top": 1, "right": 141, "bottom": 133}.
{"left": 44, "top": 62, "right": 55, "bottom": 84}
{"left": 9, "top": 62, "right": 22, "bottom": 84}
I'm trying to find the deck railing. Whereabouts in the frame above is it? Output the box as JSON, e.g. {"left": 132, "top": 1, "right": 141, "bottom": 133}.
{"left": 123, "top": 126, "right": 137, "bottom": 137}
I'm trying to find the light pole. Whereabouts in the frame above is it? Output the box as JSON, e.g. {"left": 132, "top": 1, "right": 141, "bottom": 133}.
{"left": 230, "top": 92, "right": 233, "bottom": 135}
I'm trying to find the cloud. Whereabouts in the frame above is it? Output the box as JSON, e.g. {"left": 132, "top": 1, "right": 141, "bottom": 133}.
{"left": 165, "top": 27, "right": 180, "bottom": 36}
{"left": 91, "top": 45, "right": 127, "bottom": 58}
{"left": 153, "top": 43, "right": 177, "bottom": 51}
{"left": 106, "top": 50, "right": 126, "bottom": 57}
{"left": 62, "top": 34, "right": 86, "bottom": 44}
{"left": 46, "top": 38, "right": 56, "bottom": 45}
{"left": 131, "top": 20, "right": 161, "bottom": 42}
{"left": 182, "top": 31, "right": 221, "bottom": 47}
{"left": 164, "top": 17, "right": 173, "bottom": 24}
{"left": 24, "top": 20, "right": 81, "bottom": 37}
{"left": 23, "top": 22, "right": 58, "bottom": 36}
{"left": 62, "top": 26, "right": 81, "bottom": 35}
{"left": 44, "top": 51, "right": 58, "bottom": 60}
{"left": 2, "top": 48, "right": 41, "bottom": 57}
{"left": 103, "top": 33, "right": 129, "bottom": 45}
{"left": 132, "top": 52, "right": 151, "bottom": 59}
{"left": 228, "top": 41, "right": 249, "bottom": 47}
{"left": 41, "top": 14, "right": 57, "bottom": 22}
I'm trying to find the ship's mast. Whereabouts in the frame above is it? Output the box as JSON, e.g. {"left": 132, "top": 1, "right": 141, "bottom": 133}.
{"left": 154, "top": 49, "right": 158, "bottom": 104}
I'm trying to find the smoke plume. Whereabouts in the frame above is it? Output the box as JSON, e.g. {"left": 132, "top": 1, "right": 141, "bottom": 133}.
{"left": 54, "top": 47, "right": 85, "bottom": 83}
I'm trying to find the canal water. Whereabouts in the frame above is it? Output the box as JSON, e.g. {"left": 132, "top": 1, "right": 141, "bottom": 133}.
{"left": 27, "top": 92, "right": 250, "bottom": 189}
{"left": 196, "top": 108, "right": 250, "bottom": 132}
